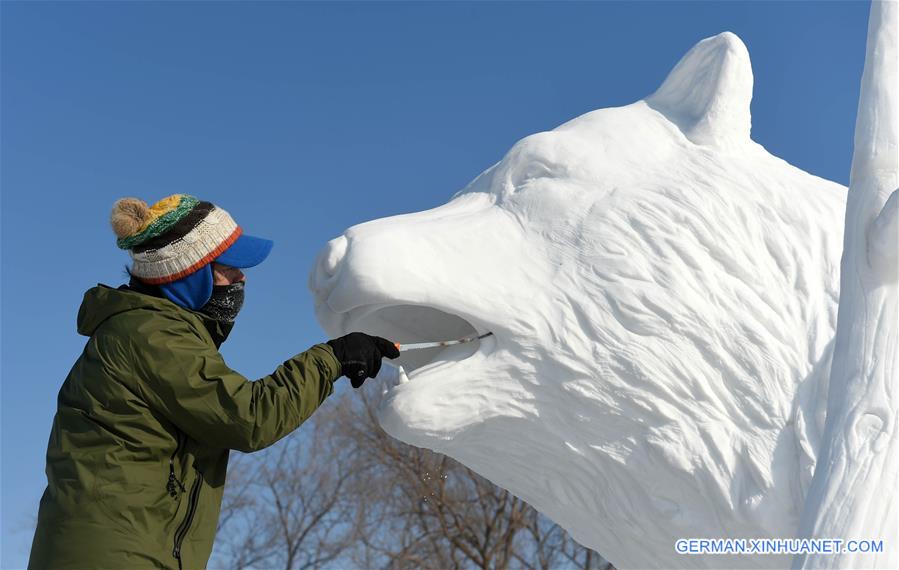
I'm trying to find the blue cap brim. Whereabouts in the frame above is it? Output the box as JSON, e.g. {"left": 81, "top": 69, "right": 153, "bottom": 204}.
{"left": 215, "top": 234, "right": 274, "bottom": 269}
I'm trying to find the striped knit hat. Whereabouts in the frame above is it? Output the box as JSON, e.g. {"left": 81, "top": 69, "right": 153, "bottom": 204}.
{"left": 111, "top": 195, "right": 243, "bottom": 285}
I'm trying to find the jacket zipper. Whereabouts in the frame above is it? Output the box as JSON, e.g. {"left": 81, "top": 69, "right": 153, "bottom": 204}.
{"left": 172, "top": 469, "right": 202, "bottom": 569}
{"left": 166, "top": 431, "right": 186, "bottom": 498}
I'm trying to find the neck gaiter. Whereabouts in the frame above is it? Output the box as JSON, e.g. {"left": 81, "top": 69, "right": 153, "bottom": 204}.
{"left": 200, "top": 282, "right": 245, "bottom": 323}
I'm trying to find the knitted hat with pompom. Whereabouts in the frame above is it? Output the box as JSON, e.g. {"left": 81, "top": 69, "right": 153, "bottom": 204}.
{"left": 110, "top": 195, "right": 242, "bottom": 284}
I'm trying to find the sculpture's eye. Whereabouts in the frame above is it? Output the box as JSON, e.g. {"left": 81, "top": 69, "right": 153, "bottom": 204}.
{"left": 522, "top": 161, "right": 554, "bottom": 181}
{"left": 503, "top": 131, "right": 563, "bottom": 192}
{"left": 509, "top": 160, "right": 556, "bottom": 193}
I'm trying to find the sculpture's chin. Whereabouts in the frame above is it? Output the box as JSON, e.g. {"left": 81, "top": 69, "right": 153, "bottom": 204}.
{"left": 333, "top": 303, "right": 501, "bottom": 445}
{"left": 376, "top": 345, "right": 494, "bottom": 446}
{"left": 328, "top": 300, "right": 532, "bottom": 448}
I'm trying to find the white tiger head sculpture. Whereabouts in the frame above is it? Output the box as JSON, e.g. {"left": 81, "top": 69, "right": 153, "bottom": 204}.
{"left": 309, "top": 32, "right": 846, "bottom": 569}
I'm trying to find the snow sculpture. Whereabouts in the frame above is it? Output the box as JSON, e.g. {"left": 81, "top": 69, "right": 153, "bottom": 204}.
{"left": 310, "top": 32, "right": 856, "bottom": 569}
{"left": 795, "top": 2, "right": 898, "bottom": 569}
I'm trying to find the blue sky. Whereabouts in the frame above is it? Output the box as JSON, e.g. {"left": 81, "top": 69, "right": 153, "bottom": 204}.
{"left": 1, "top": 1, "right": 869, "bottom": 566}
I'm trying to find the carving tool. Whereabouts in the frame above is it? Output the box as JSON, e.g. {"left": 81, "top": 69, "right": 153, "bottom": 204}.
{"left": 394, "top": 332, "right": 493, "bottom": 352}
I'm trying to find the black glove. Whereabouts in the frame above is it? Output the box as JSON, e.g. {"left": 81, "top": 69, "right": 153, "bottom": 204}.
{"left": 326, "top": 332, "right": 400, "bottom": 388}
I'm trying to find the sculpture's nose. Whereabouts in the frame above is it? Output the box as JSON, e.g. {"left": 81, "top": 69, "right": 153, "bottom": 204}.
{"left": 309, "top": 234, "right": 348, "bottom": 300}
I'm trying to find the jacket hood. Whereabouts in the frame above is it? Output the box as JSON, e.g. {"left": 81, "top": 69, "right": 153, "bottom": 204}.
{"left": 78, "top": 285, "right": 234, "bottom": 346}
{"left": 77, "top": 285, "right": 183, "bottom": 337}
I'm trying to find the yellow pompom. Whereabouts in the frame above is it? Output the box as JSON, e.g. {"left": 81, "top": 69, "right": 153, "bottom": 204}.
{"left": 110, "top": 198, "right": 150, "bottom": 239}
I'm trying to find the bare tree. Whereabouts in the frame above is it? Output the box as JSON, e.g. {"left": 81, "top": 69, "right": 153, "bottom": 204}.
{"left": 514, "top": 509, "right": 611, "bottom": 570}
{"left": 331, "top": 386, "right": 611, "bottom": 570}
{"left": 212, "top": 386, "right": 612, "bottom": 570}
{"left": 211, "top": 405, "right": 358, "bottom": 570}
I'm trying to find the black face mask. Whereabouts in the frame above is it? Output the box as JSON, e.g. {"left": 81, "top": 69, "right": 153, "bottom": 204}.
{"left": 200, "top": 282, "right": 245, "bottom": 323}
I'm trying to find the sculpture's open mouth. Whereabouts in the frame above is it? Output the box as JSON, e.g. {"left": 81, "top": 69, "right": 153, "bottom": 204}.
{"left": 341, "top": 303, "right": 492, "bottom": 379}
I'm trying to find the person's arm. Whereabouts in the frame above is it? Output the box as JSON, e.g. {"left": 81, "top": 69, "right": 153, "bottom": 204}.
{"left": 134, "top": 318, "right": 340, "bottom": 452}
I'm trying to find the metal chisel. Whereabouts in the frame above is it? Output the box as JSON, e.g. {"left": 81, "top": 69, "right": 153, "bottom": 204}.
{"left": 394, "top": 332, "right": 493, "bottom": 352}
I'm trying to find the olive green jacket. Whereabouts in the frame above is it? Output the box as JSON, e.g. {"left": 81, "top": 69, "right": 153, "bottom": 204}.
{"left": 29, "top": 285, "right": 341, "bottom": 569}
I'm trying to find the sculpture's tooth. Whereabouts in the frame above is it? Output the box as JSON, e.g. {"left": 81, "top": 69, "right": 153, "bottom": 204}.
{"left": 398, "top": 366, "right": 410, "bottom": 384}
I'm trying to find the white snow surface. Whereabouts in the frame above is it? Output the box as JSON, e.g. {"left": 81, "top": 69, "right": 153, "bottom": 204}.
{"left": 309, "top": 32, "right": 848, "bottom": 569}
{"left": 795, "top": 3, "right": 898, "bottom": 569}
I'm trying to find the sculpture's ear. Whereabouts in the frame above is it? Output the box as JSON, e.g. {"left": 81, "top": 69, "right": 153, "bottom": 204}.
{"left": 646, "top": 32, "right": 753, "bottom": 148}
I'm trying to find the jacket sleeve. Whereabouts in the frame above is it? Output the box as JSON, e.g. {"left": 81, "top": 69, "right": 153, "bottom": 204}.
{"left": 134, "top": 318, "right": 342, "bottom": 452}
